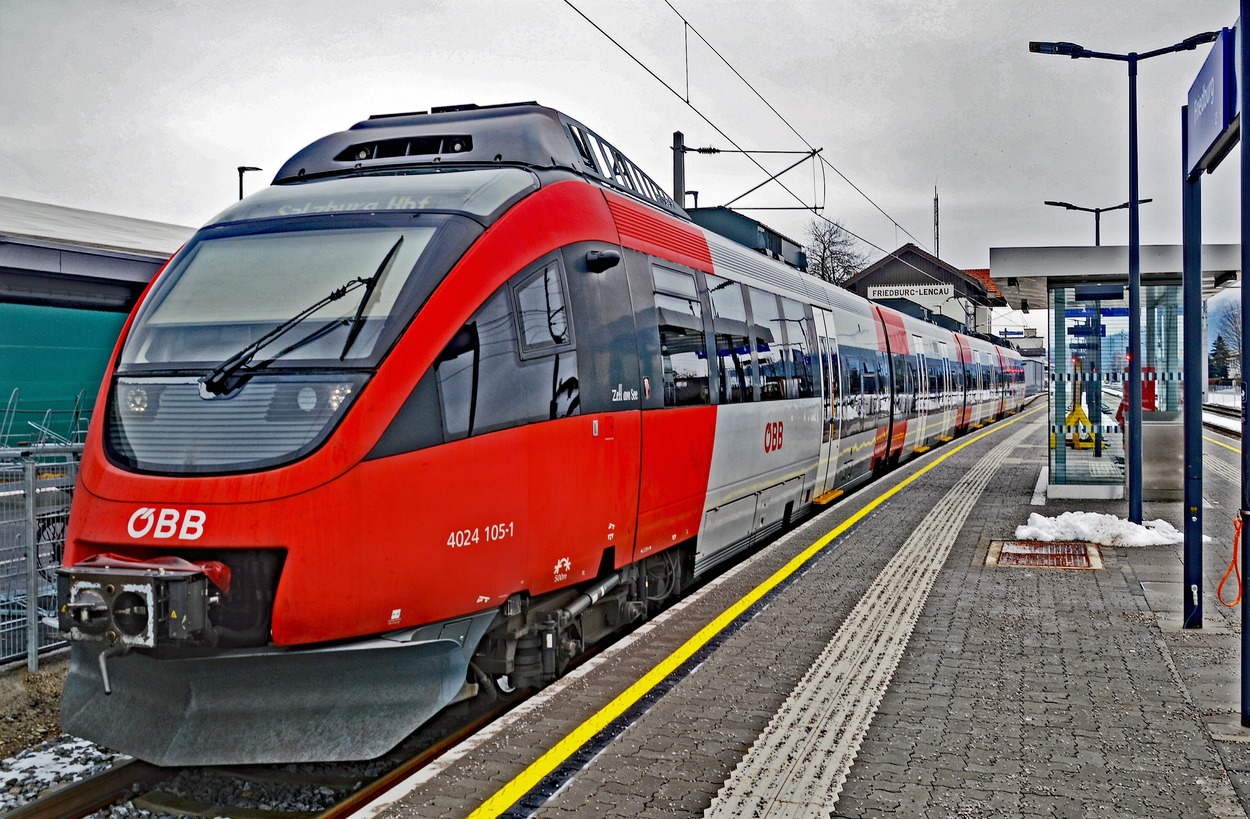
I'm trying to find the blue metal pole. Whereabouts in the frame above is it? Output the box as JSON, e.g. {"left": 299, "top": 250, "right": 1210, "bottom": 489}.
{"left": 1127, "top": 54, "right": 1144, "bottom": 524}
{"left": 1181, "top": 105, "right": 1202, "bottom": 629}
{"left": 1240, "top": 0, "right": 1250, "bottom": 727}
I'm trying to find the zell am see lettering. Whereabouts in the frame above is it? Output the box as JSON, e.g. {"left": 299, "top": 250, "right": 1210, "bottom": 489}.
{"left": 866, "top": 284, "right": 953, "bottom": 300}
{"left": 277, "top": 195, "right": 433, "bottom": 215}
{"left": 611, "top": 383, "right": 640, "bottom": 402}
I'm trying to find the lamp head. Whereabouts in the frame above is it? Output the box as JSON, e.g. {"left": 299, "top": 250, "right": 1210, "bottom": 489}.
{"left": 1030, "top": 41, "right": 1084, "bottom": 57}
{"left": 1181, "top": 31, "right": 1220, "bottom": 50}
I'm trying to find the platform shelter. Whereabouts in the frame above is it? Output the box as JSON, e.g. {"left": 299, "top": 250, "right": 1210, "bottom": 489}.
{"left": 990, "top": 243, "right": 1238, "bottom": 500}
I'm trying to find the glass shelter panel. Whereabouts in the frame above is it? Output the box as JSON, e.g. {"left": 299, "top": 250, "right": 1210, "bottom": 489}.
{"left": 1047, "top": 280, "right": 1184, "bottom": 491}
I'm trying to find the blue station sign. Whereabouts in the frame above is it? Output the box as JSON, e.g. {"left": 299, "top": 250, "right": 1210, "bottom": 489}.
{"left": 1188, "top": 25, "right": 1238, "bottom": 177}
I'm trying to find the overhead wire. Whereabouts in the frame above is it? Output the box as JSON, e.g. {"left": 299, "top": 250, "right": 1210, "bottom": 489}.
{"left": 661, "top": 0, "right": 930, "bottom": 251}
{"left": 562, "top": 0, "right": 1016, "bottom": 326}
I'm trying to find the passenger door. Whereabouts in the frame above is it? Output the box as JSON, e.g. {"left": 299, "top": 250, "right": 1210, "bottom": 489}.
{"left": 814, "top": 308, "right": 839, "bottom": 498}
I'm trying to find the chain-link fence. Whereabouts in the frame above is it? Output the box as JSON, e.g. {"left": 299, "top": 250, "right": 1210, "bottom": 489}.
{"left": 0, "top": 445, "right": 79, "bottom": 670}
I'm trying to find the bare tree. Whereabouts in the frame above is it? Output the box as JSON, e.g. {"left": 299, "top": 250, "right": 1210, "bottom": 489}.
{"left": 805, "top": 218, "right": 869, "bottom": 286}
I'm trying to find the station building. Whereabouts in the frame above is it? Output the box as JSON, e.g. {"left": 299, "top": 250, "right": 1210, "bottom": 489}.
{"left": 0, "top": 196, "right": 191, "bottom": 446}
{"left": 842, "top": 242, "right": 1007, "bottom": 339}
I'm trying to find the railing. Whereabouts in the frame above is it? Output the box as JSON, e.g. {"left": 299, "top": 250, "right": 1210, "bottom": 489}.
{"left": 1208, "top": 383, "right": 1240, "bottom": 409}
{"left": 0, "top": 444, "right": 80, "bottom": 670}
{"left": 1, "top": 388, "right": 92, "bottom": 449}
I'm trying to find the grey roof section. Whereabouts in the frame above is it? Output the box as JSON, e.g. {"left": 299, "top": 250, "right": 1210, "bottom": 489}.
{"left": 0, "top": 195, "right": 194, "bottom": 259}
{"left": 0, "top": 197, "right": 195, "bottom": 310}
{"left": 989, "top": 243, "right": 1240, "bottom": 310}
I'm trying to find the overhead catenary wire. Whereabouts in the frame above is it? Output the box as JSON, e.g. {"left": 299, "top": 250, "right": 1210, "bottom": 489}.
{"left": 562, "top": 0, "right": 1013, "bottom": 323}
{"left": 661, "top": 0, "right": 931, "bottom": 252}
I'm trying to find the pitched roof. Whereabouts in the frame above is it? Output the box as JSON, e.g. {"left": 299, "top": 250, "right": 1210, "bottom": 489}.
{"left": 843, "top": 243, "right": 1006, "bottom": 305}
{"left": 961, "top": 268, "right": 1002, "bottom": 299}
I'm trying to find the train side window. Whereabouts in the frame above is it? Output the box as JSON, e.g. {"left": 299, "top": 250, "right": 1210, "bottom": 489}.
{"left": 779, "top": 297, "right": 816, "bottom": 399}
{"left": 707, "top": 274, "right": 751, "bottom": 403}
{"left": 436, "top": 267, "right": 580, "bottom": 441}
{"left": 652, "top": 266, "right": 709, "bottom": 407}
{"left": 514, "top": 261, "right": 570, "bottom": 354}
{"left": 748, "top": 288, "right": 786, "bottom": 401}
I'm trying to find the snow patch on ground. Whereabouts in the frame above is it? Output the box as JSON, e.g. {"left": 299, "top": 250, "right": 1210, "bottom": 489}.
{"left": 1016, "top": 511, "right": 1184, "bottom": 548}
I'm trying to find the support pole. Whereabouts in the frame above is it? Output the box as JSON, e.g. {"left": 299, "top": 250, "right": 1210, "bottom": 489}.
{"left": 1181, "top": 105, "right": 1203, "bottom": 629}
{"left": 23, "top": 459, "right": 37, "bottom": 672}
{"left": 672, "top": 132, "right": 686, "bottom": 208}
{"left": 1127, "top": 54, "right": 1144, "bottom": 524}
{"left": 1240, "top": 0, "right": 1250, "bottom": 726}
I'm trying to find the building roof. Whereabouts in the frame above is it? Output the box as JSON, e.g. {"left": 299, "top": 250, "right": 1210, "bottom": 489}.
{"left": 961, "top": 268, "right": 1002, "bottom": 299}
{"left": 0, "top": 195, "right": 193, "bottom": 259}
{"left": 843, "top": 243, "right": 1006, "bottom": 306}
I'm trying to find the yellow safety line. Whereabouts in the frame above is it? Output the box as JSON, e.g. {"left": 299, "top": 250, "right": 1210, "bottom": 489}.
{"left": 1206, "top": 434, "right": 1241, "bottom": 454}
{"left": 467, "top": 403, "right": 1045, "bottom": 818}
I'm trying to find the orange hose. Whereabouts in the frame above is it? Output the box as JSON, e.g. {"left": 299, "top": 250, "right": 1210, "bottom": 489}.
{"left": 1219, "top": 516, "right": 1243, "bottom": 608}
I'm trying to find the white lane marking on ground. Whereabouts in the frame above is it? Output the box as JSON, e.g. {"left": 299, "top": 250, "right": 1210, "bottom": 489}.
{"left": 1206, "top": 453, "right": 1241, "bottom": 486}
{"left": 705, "top": 424, "right": 1033, "bottom": 819}
{"left": 1031, "top": 465, "right": 1047, "bottom": 506}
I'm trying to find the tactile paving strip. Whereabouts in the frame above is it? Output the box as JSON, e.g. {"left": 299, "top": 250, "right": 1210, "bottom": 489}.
{"left": 706, "top": 423, "right": 1034, "bottom": 819}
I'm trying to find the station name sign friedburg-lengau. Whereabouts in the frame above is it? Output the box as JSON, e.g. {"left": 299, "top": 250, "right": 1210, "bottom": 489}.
{"left": 866, "top": 284, "right": 954, "bottom": 300}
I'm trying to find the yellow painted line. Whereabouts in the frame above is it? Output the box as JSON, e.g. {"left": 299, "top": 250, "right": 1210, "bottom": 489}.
{"left": 1206, "top": 434, "right": 1241, "bottom": 454}
{"left": 467, "top": 403, "right": 1045, "bottom": 818}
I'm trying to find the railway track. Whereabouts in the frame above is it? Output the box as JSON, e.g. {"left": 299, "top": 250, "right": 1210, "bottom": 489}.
{"left": 1204, "top": 402, "right": 1242, "bottom": 436}
{"left": 6, "top": 691, "right": 525, "bottom": 819}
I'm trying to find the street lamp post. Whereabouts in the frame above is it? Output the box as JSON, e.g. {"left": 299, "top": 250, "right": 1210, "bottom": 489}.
{"left": 1030, "top": 32, "right": 1219, "bottom": 524}
{"left": 1043, "top": 198, "right": 1153, "bottom": 246}
{"left": 237, "top": 166, "right": 262, "bottom": 201}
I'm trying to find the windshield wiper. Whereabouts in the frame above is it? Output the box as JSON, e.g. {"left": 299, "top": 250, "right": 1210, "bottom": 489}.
{"left": 199, "top": 279, "right": 365, "bottom": 397}
{"left": 199, "top": 237, "right": 407, "bottom": 397}
{"left": 340, "top": 236, "right": 403, "bottom": 360}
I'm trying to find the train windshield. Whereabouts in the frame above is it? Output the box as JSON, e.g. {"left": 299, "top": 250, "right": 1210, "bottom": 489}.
{"left": 121, "top": 226, "right": 435, "bottom": 369}
{"left": 119, "top": 168, "right": 537, "bottom": 374}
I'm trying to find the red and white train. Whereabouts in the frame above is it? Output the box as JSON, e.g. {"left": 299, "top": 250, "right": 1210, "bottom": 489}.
{"left": 57, "top": 103, "right": 1024, "bottom": 765}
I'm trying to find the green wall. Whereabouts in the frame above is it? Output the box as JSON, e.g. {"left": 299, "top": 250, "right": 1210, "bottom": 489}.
{"left": 0, "top": 302, "right": 127, "bottom": 437}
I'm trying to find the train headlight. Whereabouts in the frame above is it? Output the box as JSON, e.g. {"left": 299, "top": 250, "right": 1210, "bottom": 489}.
{"left": 297, "top": 386, "right": 318, "bottom": 412}
{"left": 327, "top": 383, "right": 354, "bottom": 412}
{"left": 124, "top": 386, "right": 149, "bottom": 414}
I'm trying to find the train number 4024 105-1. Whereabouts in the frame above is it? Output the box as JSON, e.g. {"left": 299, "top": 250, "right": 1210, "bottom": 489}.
{"left": 447, "top": 522, "right": 515, "bottom": 548}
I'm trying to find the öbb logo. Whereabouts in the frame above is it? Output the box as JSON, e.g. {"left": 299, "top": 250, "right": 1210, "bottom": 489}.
{"left": 127, "top": 508, "right": 206, "bottom": 541}
{"left": 764, "top": 421, "right": 784, "bottom": 453}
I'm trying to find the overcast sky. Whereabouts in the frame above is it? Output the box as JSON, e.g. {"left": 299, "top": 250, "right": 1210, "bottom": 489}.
{"left": 0, "top": 0, "right": 1241, "bottom": 330}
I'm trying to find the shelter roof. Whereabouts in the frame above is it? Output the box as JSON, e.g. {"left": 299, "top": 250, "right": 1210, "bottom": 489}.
{"left": 0, "top": 196, "right": 193, "bottom": 259}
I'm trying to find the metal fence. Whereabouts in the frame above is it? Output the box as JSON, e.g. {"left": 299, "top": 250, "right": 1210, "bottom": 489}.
{"left": 2, "top": 388, "right": 92, "bottom": 449}
{"left": 0, "top": 444, "right": 80, "bottom": 670}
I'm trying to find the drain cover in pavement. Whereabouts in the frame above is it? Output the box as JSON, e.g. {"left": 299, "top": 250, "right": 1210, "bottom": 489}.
{"left": 987, "top": 540, "right": 1102, "bottom": 570}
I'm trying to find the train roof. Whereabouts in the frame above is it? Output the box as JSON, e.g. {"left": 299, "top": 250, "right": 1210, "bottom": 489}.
{"left": 274, "top": 102, "right": 686, "bottom": 219}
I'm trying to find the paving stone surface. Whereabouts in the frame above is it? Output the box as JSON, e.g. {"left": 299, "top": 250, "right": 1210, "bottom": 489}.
{"left": 380, "top": 411, "right": 1250, "bottom": 818}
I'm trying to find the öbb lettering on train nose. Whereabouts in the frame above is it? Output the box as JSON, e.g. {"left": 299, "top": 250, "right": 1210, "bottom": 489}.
{"left": 126, "top": 507, "right": 206, "bottom": 540}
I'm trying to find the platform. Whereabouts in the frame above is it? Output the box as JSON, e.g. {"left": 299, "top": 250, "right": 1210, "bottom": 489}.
{"left": 363, "top": 405, "right": 1250, "bottom": 818}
